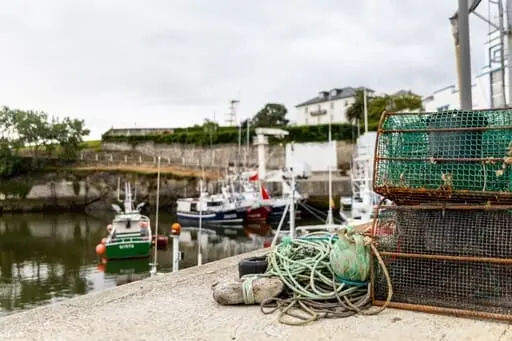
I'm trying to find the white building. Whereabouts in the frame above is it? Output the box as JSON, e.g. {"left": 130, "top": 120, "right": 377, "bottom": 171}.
{"left": 294, "top": 87, "right": 375, "bottom": 126}
{"left": 422, "top": 67, "right": 510, "bottom": 112}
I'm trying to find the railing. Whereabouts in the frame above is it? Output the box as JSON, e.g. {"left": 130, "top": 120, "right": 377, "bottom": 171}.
{"left": 76, "top": 151, "right": 246, "bottom": 173}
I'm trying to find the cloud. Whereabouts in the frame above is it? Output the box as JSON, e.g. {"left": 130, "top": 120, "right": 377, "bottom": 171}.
{"left": 0, "top": 0, "right": 489, "bottom": 138}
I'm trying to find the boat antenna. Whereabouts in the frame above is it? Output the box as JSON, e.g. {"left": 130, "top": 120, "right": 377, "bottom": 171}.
{"left": 117, "top": 176, "right": 121, "bottom": 203}
{"left": 124, "top": 182, "right": 133, "bottom": 213}
{"left": 151, "top": 155, "right": 161, "bottom": 275}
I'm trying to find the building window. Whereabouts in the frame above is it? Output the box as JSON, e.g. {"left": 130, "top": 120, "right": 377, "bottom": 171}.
{"left": 345, "top": 100, "right": 349, "bottom": 107}
{"left": 305, "top": 118, "right": 309, "bottom": 125}
{"left": 304, "top": 106, "right": 308, "bottom": 113}
{"left": 330, "top": 102, "right": 334, "bottom": 109}
{"left": 437, "top": 105, "right": 449, "bottom": 111}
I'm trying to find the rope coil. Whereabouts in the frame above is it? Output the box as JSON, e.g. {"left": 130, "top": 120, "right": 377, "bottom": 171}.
{"left": 259, "top": 230, "right": 393, "bottom": 325}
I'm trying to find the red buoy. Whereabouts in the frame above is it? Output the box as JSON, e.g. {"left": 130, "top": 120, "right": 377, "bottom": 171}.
{"left": 96, "top": 243, "right": 106, "bottom": 255}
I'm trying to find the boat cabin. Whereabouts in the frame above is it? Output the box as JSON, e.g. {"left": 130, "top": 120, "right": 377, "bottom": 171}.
{"left": 111, "top": 213, "right": 150, "bottom": 237}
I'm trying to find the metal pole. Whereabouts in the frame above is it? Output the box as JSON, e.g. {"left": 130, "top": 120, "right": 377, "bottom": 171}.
{"left": 326, "top": 112, "right": 334, "bottom": 225}
{"left": 246, "top": 119, "right": 250, "bottom": 169}
{"left": 172, "top": 235, "right": 180, "bottom": 272}
{"left": 289, "top": 143, "right": 296, "bottom": 240}
{"left": 151, "top": 155, "right": 161, "bottom": 274}
{"left": 197, "top": 179, "right": 203, "bottom": 266}
{"left": 506, "top": 0, "right": 512, "bottom": 106}
{"left": 498, "top": 0, "right": 507, "bottom": 106}
{"left": 363, "top": 88, "right": 369, "bottom": 133}
{"left": 458, "top": 0, "right": 473, "bottom": 109}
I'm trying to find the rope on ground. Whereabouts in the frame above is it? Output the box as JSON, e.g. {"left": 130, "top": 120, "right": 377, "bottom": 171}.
{"left": 259, "top": 229, "right": 393, "bottom": 325}
{"left": 241, "top": 275, "right": 258, "bottom": 305}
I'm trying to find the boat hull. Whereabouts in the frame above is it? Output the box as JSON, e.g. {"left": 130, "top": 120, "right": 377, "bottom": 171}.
{"left": 105, "top": 240, "right": 152, "bottom": 260}
{"left": 177, "top": 209, "right": 245, "bottom": 224}
{"left": 268, "top": 204, "right": 302, "bottom": 220}
{"left": 244, "top": 206, "right": 272, "bottom": 222}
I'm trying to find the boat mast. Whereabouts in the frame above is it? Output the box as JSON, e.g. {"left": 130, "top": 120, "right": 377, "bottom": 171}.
{"left": 198, "top": 178, "right": 203, "bottom": 266}
{"left": 124, "top": 182, "right": 133, "bottom": 213}
{"left": 151, "top": 155, "right": 161, "bottom": 275}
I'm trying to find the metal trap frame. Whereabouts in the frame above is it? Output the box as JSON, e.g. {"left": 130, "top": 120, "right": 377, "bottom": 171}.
{"left": 370, "top": 202, "right": 512, "bottom": 321}
{"left": 372, "top": 109, "right": 512, "bottom": 204}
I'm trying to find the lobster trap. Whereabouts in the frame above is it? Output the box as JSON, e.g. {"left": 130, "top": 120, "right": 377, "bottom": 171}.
{"left": 373, "top": 109, "right": 512, "bottom": 204}
{"left": 370, "top": 203, "right": 512, "bottom": 320}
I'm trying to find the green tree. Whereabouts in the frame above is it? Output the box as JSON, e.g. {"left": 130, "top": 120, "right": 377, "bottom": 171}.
{"left": 202, "top": 119, "right": 219, "bottom": 146}
{"left": 251, "top": 103, "right": 289, "bottom": 127}
{"left": 345, "top": 90, "right": 424, "bottom": 128}
{"left": 0, "top": 106, "right": 90, "bottom": 176}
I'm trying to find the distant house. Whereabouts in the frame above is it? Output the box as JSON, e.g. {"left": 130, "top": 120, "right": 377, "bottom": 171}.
{"left": 295, "top": 87, "right": 375, "bottom": 126}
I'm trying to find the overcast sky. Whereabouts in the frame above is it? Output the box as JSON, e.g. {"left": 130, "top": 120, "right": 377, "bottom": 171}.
{"left": 0, "top": 0, "right": 489, "bottom": 139}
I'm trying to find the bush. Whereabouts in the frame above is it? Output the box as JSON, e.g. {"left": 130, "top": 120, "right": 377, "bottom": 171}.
{"left": 101, "top": 123, "right": 376, "bottom": 146}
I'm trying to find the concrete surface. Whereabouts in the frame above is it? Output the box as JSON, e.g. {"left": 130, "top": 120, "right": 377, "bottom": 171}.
{"left": 0, "top": 249, "right": 510, "bottom": 341}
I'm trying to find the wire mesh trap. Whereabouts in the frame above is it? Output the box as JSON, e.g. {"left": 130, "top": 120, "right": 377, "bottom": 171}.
{"left": 373, "top": 109, "right": 512, "bottom": 204}
{"left": 370, "top": 204, "right": 512, "bottom": 320}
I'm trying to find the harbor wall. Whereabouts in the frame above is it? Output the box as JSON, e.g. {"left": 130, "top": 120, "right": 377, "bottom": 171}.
{"left": 0, "top": 170, "right": 351, "bottom": 213}
{"left": 101, "top": 141, "right": 354, "bottom": 170}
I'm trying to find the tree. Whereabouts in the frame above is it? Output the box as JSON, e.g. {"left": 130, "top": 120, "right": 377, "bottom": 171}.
{"left": 345, "top": 90, "right": 424, "bottom": 128}
{"left": 251, "top": 103, "right": 289, "bottom": 128}
{"left": 0, "top": 106, "right": 90, "bottom": 176}
{"left": 202, "top": 119, "right": 219, "bottom": 146}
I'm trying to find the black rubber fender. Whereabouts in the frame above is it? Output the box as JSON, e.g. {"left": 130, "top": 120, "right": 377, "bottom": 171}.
{"left": 238, "top": 256, "right": 268, "bottom": 278}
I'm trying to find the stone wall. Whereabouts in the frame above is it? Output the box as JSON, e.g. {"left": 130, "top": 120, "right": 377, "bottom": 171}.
{"left": 0, "top": 171, "right": 200, "bottom": 213}
{"left": 101, "top": 141, "right": 354, "bottom": 169}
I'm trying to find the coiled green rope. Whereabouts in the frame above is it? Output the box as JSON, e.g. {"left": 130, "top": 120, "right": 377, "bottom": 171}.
{"left": 260, "top": 230, "right": 393, "bottom": 325}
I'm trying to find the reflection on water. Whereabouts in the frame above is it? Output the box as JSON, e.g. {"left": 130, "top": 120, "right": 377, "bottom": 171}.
{"left": 0, "top": 212, "right": 299, "bottom": 317}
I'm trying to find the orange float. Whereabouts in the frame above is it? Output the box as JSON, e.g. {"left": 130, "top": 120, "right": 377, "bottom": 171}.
{"left": 96, "top": 243, "right": 106, "bottom": 255}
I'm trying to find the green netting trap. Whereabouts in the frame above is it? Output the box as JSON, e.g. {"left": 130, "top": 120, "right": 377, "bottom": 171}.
{"left": 373, "top": 109, "right": 512, "bottom": 204}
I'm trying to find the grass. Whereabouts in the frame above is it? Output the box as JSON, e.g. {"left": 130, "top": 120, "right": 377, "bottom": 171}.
{"left": 18, "top": 140, "right": 102, "bottom": 154}
{"left": 81, "top": 140, "right": 102, "bottom": 150}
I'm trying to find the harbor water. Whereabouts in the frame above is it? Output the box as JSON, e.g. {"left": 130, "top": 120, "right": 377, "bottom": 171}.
{"left": 0, "top": 211, "right": 330, "bottom": 317}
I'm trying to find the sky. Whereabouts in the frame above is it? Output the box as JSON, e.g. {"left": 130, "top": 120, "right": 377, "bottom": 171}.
{"left": 0, "top": 0, "right": 490, "bottom": 139}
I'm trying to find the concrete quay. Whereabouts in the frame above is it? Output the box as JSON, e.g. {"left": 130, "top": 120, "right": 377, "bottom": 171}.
{"left": 0, "top": 249, "right": 510, "bottom": 341}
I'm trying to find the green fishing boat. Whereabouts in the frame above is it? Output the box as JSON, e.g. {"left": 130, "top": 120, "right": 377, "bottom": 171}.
{"left": 97, "top": 182, "right": 152, "bottom": 260}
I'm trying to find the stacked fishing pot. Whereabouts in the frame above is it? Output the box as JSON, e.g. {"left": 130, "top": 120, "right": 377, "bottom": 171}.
{"left": 371, "top": 109, "right": 512, "bottom": 320}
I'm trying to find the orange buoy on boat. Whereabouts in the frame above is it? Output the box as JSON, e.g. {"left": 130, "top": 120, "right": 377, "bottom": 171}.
{"left": 96, "top": 243, "right": 106, "bottom": 255}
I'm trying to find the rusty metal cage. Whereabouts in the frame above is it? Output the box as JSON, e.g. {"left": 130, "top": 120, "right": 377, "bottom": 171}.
{"left": 370, "top": 203, "right": 512, "bottom": 320}
{"left": 373, "top": 109, "right": 512, "bottom": 204}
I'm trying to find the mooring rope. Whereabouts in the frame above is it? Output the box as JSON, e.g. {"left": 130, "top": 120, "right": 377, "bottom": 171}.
{"left": 258, "top": 231, "right": 393, "bottom": 325}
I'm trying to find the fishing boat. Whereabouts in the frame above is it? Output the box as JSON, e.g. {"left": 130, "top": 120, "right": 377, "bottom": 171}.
{"left": 96, "top": 182, "right": 153, "bottom": 260}
{"left": 344, "top": 131, "right": 390, "bottom": 222}
{"left": 233, "top": 173, "right": 272, "bottom": 222}
{"left": 176, "top": 182, "right": 247, "bottom": 224}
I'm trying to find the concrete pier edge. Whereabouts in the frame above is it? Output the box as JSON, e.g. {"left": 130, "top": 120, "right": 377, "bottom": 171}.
{"left": 0, "top": 248, "right": 509, "bottom": 341}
